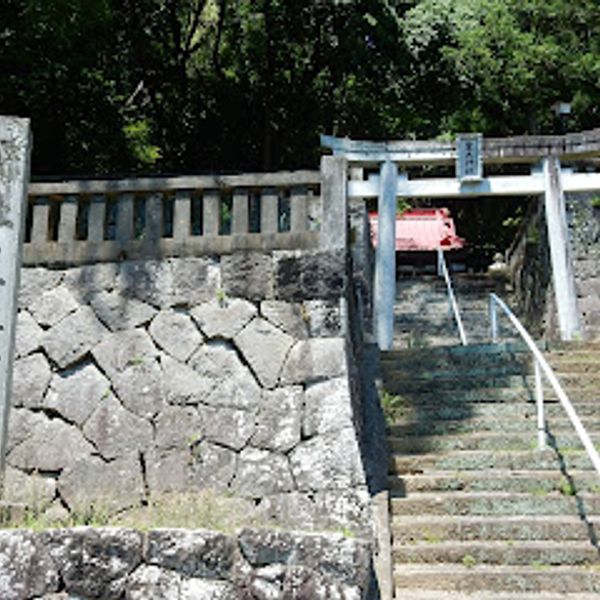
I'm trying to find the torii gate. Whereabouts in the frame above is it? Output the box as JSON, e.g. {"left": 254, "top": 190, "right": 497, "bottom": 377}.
{"left": 322, "top": 131, "right": 600, "bottom": 350}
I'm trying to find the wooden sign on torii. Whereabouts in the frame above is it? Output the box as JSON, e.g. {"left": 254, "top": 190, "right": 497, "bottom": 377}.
{"left": 322, "top": 131, "right": 600, "bottom": 350}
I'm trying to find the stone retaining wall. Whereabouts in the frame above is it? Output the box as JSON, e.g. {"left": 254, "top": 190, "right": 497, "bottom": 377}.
{"left": 5, "top": 249, "right": 372, "bottom": 535}
{"left": 566, "top": 192, "right": 600, "bottom": 340}
{"left": 0, "top": 526, "right": 372, "bottom": 599}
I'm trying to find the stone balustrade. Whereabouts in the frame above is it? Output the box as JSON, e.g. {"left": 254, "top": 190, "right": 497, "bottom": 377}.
{"left": 25, "top": 171, "right": 324, "bottom": 265}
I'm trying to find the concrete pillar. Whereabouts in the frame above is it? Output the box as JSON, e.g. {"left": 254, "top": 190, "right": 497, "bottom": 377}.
{"left": 0, "top": 117, "right": 31, "bottom": 473}
{"left": 320, "top": 155, "right": 348, "bottom": 250}
{"left": 374, "top": 160, "right": 398, "bottom": 350}
{"left": 542, "top": 157, "right": 581, "bottom": 340}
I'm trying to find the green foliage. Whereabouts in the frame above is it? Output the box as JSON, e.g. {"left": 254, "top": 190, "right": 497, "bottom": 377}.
{"left": 380, "top": 389, "right": 406, "bottom": 425}
{"left": 2, "top": 0, "right": 600, "bottom": 175}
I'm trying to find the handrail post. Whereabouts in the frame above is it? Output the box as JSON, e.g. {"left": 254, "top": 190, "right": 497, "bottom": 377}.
{"left": 438, "top": 248, "right": 467, "bottom": 346}
{"left": 534, "top": 359, "right": 546, "bottom": 450}
{"left": 489, "top": 294, "right": 498, "bottom": 343}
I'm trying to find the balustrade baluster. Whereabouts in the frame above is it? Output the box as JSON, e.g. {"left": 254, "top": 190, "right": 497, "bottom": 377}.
{"left": 116, "top": 193, "right": 135, "bottom": 243}
{"left": 57, "top": 195, "right": 78, "bottom": 243}
{"left": 232, "top": 188, "right": 249, "bottom": 234}
{"left": 173, "top": 191, "right": 191, "bottom": 241}
{"left": 31, "top": 197, "right": 50, "bottom": 244}
{"left": 203, "top": 190, "right": 220, "bottom": 236}
{"left": 290, "top": 186, "right": 308, "bottom": 233}
{"left": 88, "top": 195, "right": 106, "bottom": 242}
{"left": 261, "top": 188, "right": 279, "bottom": 234}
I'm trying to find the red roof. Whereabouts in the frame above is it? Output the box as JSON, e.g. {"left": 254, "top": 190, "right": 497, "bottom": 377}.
{"left": 369, "top": 208, "right": 465, "bottom": 251}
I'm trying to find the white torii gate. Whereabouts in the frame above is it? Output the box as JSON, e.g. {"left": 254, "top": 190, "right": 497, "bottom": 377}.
{"left": 322, "top": 131, "right": 600, "bottom": 350}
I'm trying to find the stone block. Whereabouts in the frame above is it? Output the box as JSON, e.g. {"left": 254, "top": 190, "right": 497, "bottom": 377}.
{"left": 112, "top": 358, "right": 164, "bottom": 419}
{"left": 261, "top": 300, "right": 309, "bottom": 339}
{"left": 189, "top": 441, "right": 237, "bottom": 491}
{"left": 280, "top": 338, "right": 347, "bottom": 384}
{"left": 233, "top": 448, "right": 294, "bottom": 497}
{"left": 145, "top": 449, "right": 191, "bottom": 494}
{"left": 252, "top": 387, "right": 303, "bottom": 453}
{"left": 92, "top": 328, "right": 158, "bottom": 381}
{"left": 221, "top": 252, "right": 273, "bottom": 300}
{"left": 63, "top": 263, "right": 119, "bottom": 303}
{"left": 118, "top": 260, "right": 173, "bottom": 308}
{"left": 171, "top": 257, "right": 221, "bottom": 306}
{"left": 18, "top": 268, "right": 62, "bottom": 310}
{"left": 273, "top": 250, "right": 346, "bottom": 301}
{"left": 289, "top": 428, "right": 365, "bottom": 491}
{"left": 83, "top": 395, "right": 153, "bottom": 460}
{"left": 0, "top": 530, "right": 59, "bottom": 600}
{"left": 59, "top": 455, "right": 144, "bottom": 514}
{"left": 189, "top": 341, "right": 261, "bottom": 410}
{"left": 43, "top": 306, "right": 108, "bottom": 368}
{"left": 304, "top": 300, "right": 343, "bottom": 337}
{"left": 11, "top": 353, "right": 51, "bottom": 409}
{"left": 180, "top": 578, "right": 238, "bottom": 600}
{"left": 8, "top": 413, "right": 95, "bottom": 473}
{"left": 234, "top": 318, "right": 294, "bottom": 389}
{"left": 161, "top": 355, "right": 215, "bottom": 406}
{"left": 200, "top": 405, "right": 255, "bottom": 451}
{"left": 154, "top": 405, "right": 204, "bottom": 451}
{"left": 303, "top": 378, "right": 354, "bottom": 438}
{"left": 147, "top": 529, "right": 236, "bottom": 579}
{"left": 15, "top": 310, "right": 44, "bottom": 358}
{"left": 28, "top": 285, "right": 79, "bottom": 328}
{"left": 5, "top": 408, "right": 46, "bottom": 454}
{"left": 44, "top": 362, "right": 110, "bottom": 427}
{"left": 90, "top": 290, "right": 157, "bottom": 332}
{"left": 191, "top": 298, "right": 257, "bottom": 340}
{"left": 126, "top": 565, "right": 181, "bottom": 600}
{"left": 43, "top": 528, "right": 143, "bottom": 599}
{"left": 2, "top": 466, "right": 56, "bottom": 512}
{"left": 149, "top": 310, "right": 203, "bottom": 361}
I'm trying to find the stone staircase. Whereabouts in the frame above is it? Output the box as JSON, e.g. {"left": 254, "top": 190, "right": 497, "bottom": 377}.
{"left": 393, "top": 274, "right": 516, "bottom": 348}
{"left": 383, "top": 341, "right": 600, "bottom": 599}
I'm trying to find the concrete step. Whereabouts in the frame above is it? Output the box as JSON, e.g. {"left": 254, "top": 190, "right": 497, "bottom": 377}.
{"left": 392, "top": 514, "right": 600, "bottom": 544}
{"left": 394, "top": 564, "right": 600, "bottom": 594}
{"left": 388, "top": 431, "right": 600, "bottom": 454}
{"left": 390, "top": 491, "right": 600, "bottom": 517}
{"left": 387, "top": 416, "right": 598, "bottom": 436}
{"left": 382, "top": 385, "right": 534, "bottom": 403}
{"left": 381, "top": 364, "right": 529, "bottom": 381}
{"left": 394, "top": 540, "right": 599, "bottom": 566}
{"left": 391, "top": 449, "right": 597, "bottom": 474}
{"left": 387, "top": 401, "right": 600, "bottom": 422}
{"left": 389, "top": 470, "right": 600, "bottom": 495}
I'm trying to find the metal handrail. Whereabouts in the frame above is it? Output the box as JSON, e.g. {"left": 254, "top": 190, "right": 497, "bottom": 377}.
{"left": 437, "top": 248, "right": 468, "bottom": 346}
{"left": 489, "top": 292, "right": 600, "bottom": 476}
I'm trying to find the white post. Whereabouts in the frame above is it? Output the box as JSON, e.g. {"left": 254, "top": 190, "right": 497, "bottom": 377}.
{"left": 0, "top": 117, "right": 31, "bottom": 473}
{"left": 374, "top": 160, "right": 398, "bottom": 350}
{"left": 489, "top": 294, "right": 498, "bottom": 343}
{"left": 542, "top": 157, "right": 581, "bottom": 340}
{"left": 534, "top": 359, "right": 546, "bottom": 450}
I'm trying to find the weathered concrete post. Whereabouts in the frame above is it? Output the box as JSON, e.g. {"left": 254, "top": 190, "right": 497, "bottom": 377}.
{"left": 374, "top": 160, "right": 398, "bottom": 350}
{"left": 542, "top": 157, "right": 581, "bottom": 340}
{"left": 0, "top": 117, "right": 31, "bottom": 473}
{"left": 320, "top": 155, "right": 348, "bottom": 250}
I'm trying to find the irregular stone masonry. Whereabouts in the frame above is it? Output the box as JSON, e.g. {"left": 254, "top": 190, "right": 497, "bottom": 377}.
{"left": 566, "top": 192, "right": 600, "bottom": 340}
{"left": 6, "top": 251, "right": 371, "bottom": 535}
{"left": 0, "top": 527, "right": 372, "bottom": 600}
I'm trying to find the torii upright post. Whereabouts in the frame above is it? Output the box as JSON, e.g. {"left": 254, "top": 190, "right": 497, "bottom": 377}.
{"left": 374, "top": 160, "right": 398, "bottom": 350}
{"left": 0, "top": 117, "right": 31, "bottom": 475}
{"left": 542, "top": 157, "right": 581, "bottom": 340}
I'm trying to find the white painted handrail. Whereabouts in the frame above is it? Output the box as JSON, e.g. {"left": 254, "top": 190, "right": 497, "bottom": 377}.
{"left": 437, "top": 248, "right": 467, "bottom": 346}
{"left": 489, "top": 292, "right": 600, "bottom": 477}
